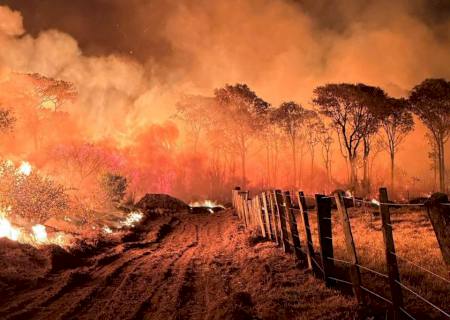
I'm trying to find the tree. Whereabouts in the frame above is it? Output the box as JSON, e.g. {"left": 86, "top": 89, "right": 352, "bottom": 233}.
{"left": 304, "top": 110, "right": 325, "bottom": 185}
{"left": 0, "top": 108, "right": 16, "bottom": 133}
{"left": 271, "top": 102, "right": 307, "bottom": 186}
{"left": 214, "top": 84, "right": 270, "bottom": 188}
{"left": 29, "top": 73, "right": 77, "bottom": 111}
{"left": 410, "top": 79, "right": 450, "bottom": 192}
{"left": 101, "top": 173, "right": 128, "bottom": 205}
{"left": 175, "top": 95, "right": 213, "bottom": 153}
{"left": 313, "top": 83, "right": 384, "bottom": 192}
{"left": 378, "top": 97, "right": 414, "bottom": 196}
{"left": 320, "top": 127, "right": 334, "bottom": 189}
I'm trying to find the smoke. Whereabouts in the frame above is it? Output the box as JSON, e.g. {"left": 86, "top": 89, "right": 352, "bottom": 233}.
{"left": 0, "top": 1, "right": 449, "bottom": 196}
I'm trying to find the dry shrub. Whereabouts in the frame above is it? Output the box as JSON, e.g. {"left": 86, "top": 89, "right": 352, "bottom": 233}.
{"left": 0, "top": 161, "right": 69, "bottom": 224}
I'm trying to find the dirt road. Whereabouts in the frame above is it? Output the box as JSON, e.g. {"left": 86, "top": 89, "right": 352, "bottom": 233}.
{"left": 0, "top": 211, "right": 356, "bottom": 320}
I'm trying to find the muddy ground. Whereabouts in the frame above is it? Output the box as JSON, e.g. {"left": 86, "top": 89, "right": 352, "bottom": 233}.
{"left": 0, "top": 210, "right": 357, "bottom": 320}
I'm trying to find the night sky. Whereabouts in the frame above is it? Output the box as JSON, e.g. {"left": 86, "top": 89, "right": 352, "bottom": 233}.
{"left": 1, "top": 0, "right": 449, "bottom": 63}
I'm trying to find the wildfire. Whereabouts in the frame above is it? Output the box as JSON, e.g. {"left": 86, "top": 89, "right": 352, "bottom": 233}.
{"left": 121, "top": 211, "right": 143, "bottom": 227}
{"left": 189, "top": 200, "right": 225, "bottom": 213}
{"left": 32, "top": 224, "right": 47, "bottom": 242}
{"left": 18, "top": 161, "right": 32, "bottom": 176}
{"left": 102, "top": 226, "right": 113, "bottom": 234}
{"left": 0, "top": 216, "right": 21, "bottom": 241}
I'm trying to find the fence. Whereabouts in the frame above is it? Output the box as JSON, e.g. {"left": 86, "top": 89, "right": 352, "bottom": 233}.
{"left": 231, "top": 187, "right": 450, "bottom": 320}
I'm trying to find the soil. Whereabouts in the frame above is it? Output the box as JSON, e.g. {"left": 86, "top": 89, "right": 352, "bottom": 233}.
{"left": 0, "top": 210, "right": 357, "bottom": 320}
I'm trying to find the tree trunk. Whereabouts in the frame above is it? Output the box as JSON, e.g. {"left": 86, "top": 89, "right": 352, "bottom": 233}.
{"left": 390, "top": 152, "right": 395, "bottom": 197}
{"left": 362, "top": 139, "right": 370, "bottom": 196}
{"left": 349, "top": 155, "right": 358, "bottom": 192}
{"left": 439, "top": 138, "right": 446, "bottom": 193}
{"left": 292, "top": 139, "right": 297, "bottom": 187}
{"left": 310, "top": 147, "right": 315, "bottom": 184}
{"left": 241, "top": 150, "right": 247, "bottom": 189}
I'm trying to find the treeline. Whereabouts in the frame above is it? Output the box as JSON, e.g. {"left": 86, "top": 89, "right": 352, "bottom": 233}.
{"left": 176, "top": 79, "right": 450, "bottom": 198}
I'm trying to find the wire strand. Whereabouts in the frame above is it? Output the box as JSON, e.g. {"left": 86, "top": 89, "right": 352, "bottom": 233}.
{"left": 395, "top": 280, "right": 450, "bottom": 318}
{"left": 356, "top": 264, "right": 389, "bottom": 279}
{"left": 390, "top": 251, "right": 450, "bottom": 285}
{"left": 360, "top": 285, "right": 392, "bottom": 305}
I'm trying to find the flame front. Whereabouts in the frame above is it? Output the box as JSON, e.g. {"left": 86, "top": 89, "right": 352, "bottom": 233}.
{"left": 121, "top": 211, "right": 143, "bottom": 227}
{"left": 371, "top": 199, "right": 380, "bottom": 206}
{"left": 18, "top": 161, "right": 32, "bottom": 176}
{"left": 0, "top": 216, "right": 21, "bottom": 241}
{"left": 32, "top": 224, "right": 47, "bottom": 242}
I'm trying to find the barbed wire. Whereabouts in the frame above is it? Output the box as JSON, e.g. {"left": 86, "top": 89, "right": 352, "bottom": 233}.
{"left": 395, "top": 280, "right": 450, "bottom": 318}
{"left": 400, "top": 307, "right": 416, "bottom": 320}
{"left": 327, "top": 276, "right": 353, "bottom": 286}
{"left": 356, "top": 264, "right": 389, "bottom": 279}
{"left": 390, "top": 251, "right": 450, "bottom": 285}
{"left": 360, "top": 285, "right": 392, "bottom": 305}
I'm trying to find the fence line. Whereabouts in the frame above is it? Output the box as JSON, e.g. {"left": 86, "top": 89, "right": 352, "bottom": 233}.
{"left": 231, "top": 187, "right": 450, "bottom": 319}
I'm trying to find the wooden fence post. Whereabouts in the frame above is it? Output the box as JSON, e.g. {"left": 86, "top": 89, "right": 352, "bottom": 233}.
{"left": 269, "top": 191, "right": 281, "bottom": 246}
{"left": 274, "top": 190, "right": 291, "bottom": 253}
{"left": 297, "top": 191, "right": 317, "bottom": 274}
{"left": 262, "top": 192, "right": 274, "bottom": 240}
{"left": 243, "top": 192, "right": 250, "bottom": 227}
{"left": 379, "top": 188, "right": 403, "bottom": 320}
{"left": 283, "top": 191, "right": 303, "bottom": 260}
{"left": 256, "top": 194, "right": 267, "bottom": 238}
{"left": 335, "top": 192, "right": 364, "bottom": 304}
{"left": 316, "top": 194, "right": 335, "bottom": 287}
{"left": 425, "top": 193, "right": 450, "bottom": 270}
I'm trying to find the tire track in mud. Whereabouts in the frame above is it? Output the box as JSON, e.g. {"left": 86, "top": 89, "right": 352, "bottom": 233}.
{"left": 2, "top": 217, "right": 181, "bottom": 320}
{"left": 129, "top": 224, "right": 199, "bottom": 320}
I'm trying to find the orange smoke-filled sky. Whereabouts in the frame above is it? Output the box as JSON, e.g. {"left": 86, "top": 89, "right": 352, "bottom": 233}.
{"left": 0, "top": 0, "right": 449, "bottom": 185}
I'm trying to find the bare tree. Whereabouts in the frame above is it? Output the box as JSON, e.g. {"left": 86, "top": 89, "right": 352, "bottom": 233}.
{"left": 0, "top": 108, "right": 16, "bottom": 133}
{"left": 214, "top": 84, "right": 269, "bottom": 188}
{"left": 410, "top": 78, "right": 450, "bottom": 192}
{"left": 29, "top": 73, "right": 77, "bottom": 111}
{"left": 271, "top": 101, "right": 307, "bottom": 187}
{"left": 175, "top": 95, "right": 213, "bottom": 153}
{"left": 313, "top": 83, "right": 384, "bottom": 192}
{"left": 304, "top": 110, "right": 325, "bottom": 185}
{"left": 378, "top": 97, "right": 414, "bottom": 196}
{"left": 320, "top": 127, "right": 334, "bottom": 189}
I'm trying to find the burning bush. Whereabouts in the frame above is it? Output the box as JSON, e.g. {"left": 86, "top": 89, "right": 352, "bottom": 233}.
{"left": 100, "top": 173, "right": 128, "bottom": 205}
{"left": 0, "top": 161, "right": 69, "bottom": 225}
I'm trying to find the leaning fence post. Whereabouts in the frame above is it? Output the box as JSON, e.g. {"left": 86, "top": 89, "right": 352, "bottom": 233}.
{"left": 269, "top": 191, "right": 280, "bottom": 245}
{"left": 297, "top": 191, "right": 317, "bottom": 274}
{"left": 379, "top": 188, "right": 403, "bottom": 319}
{"left": 316, "top": 194, "right": 335, "bottom": 287}
{"left": 261, "top": 192, "right": 274, "bottom": 240}
{"left": 335, "top": 191, "right": 364, "bottom": 304}
{"left": 283, "top": 191, "right": 303, "bottom": 260}
{"left": 256, "top": 194, "right": 267, "bottom": 238}
{"left": 243, "top": 192, "right": 250, "bottom": 227}
{"left": 274, "top": 190, "right": 291, "bottom": 253}
{"left": 425, "top": 193, "right": 450, "bottom": 270}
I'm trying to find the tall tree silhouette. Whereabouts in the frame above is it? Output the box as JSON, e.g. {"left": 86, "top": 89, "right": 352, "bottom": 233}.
{"left": 410, "top": 78, "right": 450, "bottom": 192}
{"left": 214, "top": 84, "right": 269, "bottom": 188}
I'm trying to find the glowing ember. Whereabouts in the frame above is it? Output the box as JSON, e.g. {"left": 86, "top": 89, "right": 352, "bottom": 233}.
{"left": 0, "top": 216, "right": 21, "bottom": 241}
{"left": 189, "top": 200, "right": 224, "bottom": 213}
{"left": 103, "top": 226, "right": 113, "bottom": 234}
{"left": 32, "top": 224, "right": 47, "bottom": 242}
{"left": 121, "top": 211, "right": 143, "bottom": 227}
{"left": 345, "top": 190, "right": 353, "bottom": 198}
{"left": 18, "top": 161, "right": 32, "bottom": 176}
{"left": 371, "top": 199, "right": 380, "bottom": 206}
{"left": 189, "top": 200, "right": 224, "bottom": 209}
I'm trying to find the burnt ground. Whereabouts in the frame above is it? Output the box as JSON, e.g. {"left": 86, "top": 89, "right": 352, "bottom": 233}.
{"left": 0, "top": 210, "right": 357, "bottom": 320}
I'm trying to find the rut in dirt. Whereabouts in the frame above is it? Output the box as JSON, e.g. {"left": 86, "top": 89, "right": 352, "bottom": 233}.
{"left": 0, "top": 211, "right": 358, "bottom": 320}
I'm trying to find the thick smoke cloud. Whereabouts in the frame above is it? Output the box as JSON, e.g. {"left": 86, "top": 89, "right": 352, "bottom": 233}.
{"left": 0, "top": 0, "right": 449, "bottom": 183}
